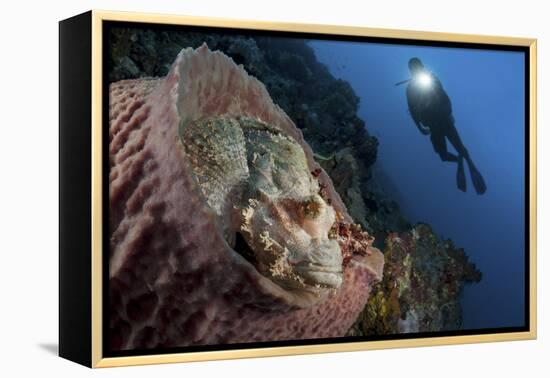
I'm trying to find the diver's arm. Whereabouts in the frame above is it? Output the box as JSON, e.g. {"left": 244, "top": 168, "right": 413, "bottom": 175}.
{"left": 406, "top": 86, "right": 430, "bottom": 135}
{"left": 413, "top": 118, "right": 430, "bottom": 135}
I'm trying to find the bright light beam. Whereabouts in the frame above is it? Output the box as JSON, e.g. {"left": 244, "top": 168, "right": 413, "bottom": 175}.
{"left": 417, "top": 72, "right": 432, "bottom": 88}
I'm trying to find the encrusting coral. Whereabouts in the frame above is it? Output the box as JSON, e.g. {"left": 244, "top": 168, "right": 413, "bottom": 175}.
{"left": 108, "top": 44, "right": 384, "bottom": 350}
{"left": 348, "top": 223, "right": 481, "bottom": 335}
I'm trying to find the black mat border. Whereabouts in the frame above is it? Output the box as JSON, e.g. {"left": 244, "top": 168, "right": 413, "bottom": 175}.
{"left": 101, "top": 20, "right": 531, "bottom": 358}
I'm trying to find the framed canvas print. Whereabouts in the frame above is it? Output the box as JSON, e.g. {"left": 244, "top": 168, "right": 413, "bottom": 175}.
{"left": 59, "top": 10, "right": 537, "bottom": 368}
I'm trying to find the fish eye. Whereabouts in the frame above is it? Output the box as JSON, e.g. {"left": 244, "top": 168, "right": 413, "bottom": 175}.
{"left": 302, "top": 195, "right": 324, "bottom": 219}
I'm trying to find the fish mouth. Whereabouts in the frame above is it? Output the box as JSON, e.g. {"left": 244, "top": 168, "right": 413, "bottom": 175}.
{"left": 292, "top": 262, "right": 343, "bottom": 288}
{"left": 293, "top": 261, "right": 342, "bottom": 273}
{"left": 232, "top": 232, "right": 343, "bottom": 290}
{"left": 290, "top": 238, "right": 344, "bottom": 288}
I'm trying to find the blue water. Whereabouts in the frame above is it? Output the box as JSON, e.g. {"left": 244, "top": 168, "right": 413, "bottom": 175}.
{"left": 310, "top": 40, "right": 525, "bottom": 329}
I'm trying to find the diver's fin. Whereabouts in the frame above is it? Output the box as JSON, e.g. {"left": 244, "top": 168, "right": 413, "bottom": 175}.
{"left": 457, "top": 157, "right": 466, "bottom": 192}
{"left": 467, "top": 159, "right": 487, "bottom": 195}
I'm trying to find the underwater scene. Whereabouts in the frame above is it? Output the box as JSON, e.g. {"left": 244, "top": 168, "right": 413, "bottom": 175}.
{"left": 107, "top": 24, "right": 526, "bottom": 352}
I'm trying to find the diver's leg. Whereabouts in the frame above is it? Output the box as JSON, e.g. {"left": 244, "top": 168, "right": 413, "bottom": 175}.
{"left": 445, "top": 116, "right": 469, "bottom": 158}
{"left": 446, "top": 119, "right": 486, "bottom": 194}
{"left": 430, "top": 130, "right": 466, "bottom": 192}
{"left": 430, "top": 131, "right": 458, "bottom": 162}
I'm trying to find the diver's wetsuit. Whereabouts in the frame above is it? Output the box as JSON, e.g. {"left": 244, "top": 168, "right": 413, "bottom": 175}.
{"left": 407, "top": 75, "right": 466, "bottom": 162}
{"left": 405, "top": 68, "right": 486, "bottom": 194}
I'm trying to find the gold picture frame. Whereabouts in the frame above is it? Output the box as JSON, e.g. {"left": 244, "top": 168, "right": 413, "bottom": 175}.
{"left": 59, "top": 9, "right": 537, "bottom": 368}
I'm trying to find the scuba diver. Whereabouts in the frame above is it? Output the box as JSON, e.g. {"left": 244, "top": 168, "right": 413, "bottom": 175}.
{"left": 396, "top": 57, "right": 486, "bottom": 194}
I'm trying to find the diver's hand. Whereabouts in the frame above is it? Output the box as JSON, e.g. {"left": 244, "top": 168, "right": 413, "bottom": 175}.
{"left": 415, "top": 121, "right": 430, "bottom": 135}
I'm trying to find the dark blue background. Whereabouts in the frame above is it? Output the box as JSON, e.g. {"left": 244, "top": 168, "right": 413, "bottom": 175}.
{"left": 310, "top": 40, "right": 525, "bottom": 329}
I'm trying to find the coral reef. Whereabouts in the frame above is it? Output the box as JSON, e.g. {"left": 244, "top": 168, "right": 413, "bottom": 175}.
{"left": 348, "top": 223, "right": 481, "bottom": 335}
{"left": 316, "top": 148, "right": 410, "bottom": 242}
{"left": 108, "top": 28, "right": 379, "bottom": 176}
{"left": 316, "top": 149, "right": 368, "bottom": 227}
{"left": 108, "top": 45, "right": 383, "bottom": 351}
{"left": 109, "top": 28, "right": 483, "bottom": 339}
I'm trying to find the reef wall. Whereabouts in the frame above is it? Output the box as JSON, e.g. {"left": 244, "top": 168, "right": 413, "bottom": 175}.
{"left": 109, "top": 30, "right": 378, "bottom": 180}
{"left": 348, "top": 224, "right": 481, "bottom": 335}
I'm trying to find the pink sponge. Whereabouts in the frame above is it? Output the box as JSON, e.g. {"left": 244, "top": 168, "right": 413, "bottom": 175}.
{"left": 108, "top": 44, "right": 384, "bottom": 351}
